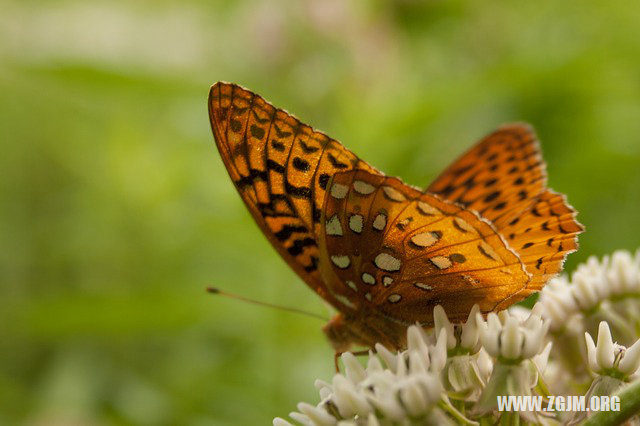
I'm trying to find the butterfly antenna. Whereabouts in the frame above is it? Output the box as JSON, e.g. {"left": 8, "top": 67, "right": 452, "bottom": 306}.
{"left": 206, "top": 286, "right": 328, "bottom": 322}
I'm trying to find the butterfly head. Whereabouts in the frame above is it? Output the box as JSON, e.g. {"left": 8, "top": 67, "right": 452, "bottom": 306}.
{"left": 323, "top": 311, "right": 409, "bottom": 352}
{"left": 322, "top": 313, "right": 360, "bottom": 352}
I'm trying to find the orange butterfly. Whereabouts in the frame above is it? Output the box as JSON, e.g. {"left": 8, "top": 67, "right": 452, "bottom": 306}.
{"left": 208, "top": 82, "right": 583, "bottom": 352}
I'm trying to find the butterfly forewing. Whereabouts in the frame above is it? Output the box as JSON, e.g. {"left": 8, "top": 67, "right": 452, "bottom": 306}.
{"left": 209, "top": 82, "right": 380, "bottom": 301}
{"left": 321, "top": 170, "right": 531, "bottom": 323}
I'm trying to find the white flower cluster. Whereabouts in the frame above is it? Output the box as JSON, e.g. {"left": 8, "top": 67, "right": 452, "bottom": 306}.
{"left": 276, "top": 305, "right": 554, "bottom": 425}
{"left": 274, "top": 328, "right": 450, "bottom": 426}
{"left": 275, "top": 249, "right": 640, "bottom": 425}
{"left": 539, "top": 249, "right": 640, "bottom": 341}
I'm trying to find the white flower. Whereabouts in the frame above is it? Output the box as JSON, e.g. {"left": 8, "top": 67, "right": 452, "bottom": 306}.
{"left": 532, "top": 341, "right": 552, "bottom": 373}
{"left": 475, "top": 348, "right": 493, "bottom": 382}
{"left": 585, "top": 321, "right": 640, "bottom": 377}
{"left": 477, "top": 306, "right": 550, "bottom": 361}
{"left": 538, "top": 276, "right": 579, "bottom": 330}
{"left": 571, "top": 263, "right": 609, "bottom": 310}
{"left": 279, "top": 325, "right": 448, "bottom": 425}
{"left": 539, "top": 249, "right": 640, "bottom": 330}
{"left": 433, "top": 304, "right": 481, "bottom": 353}
{"left": 606, "top": 250, "right": 640, "bottom": 295}
{"left": 619, "top": 338, "right": 640, "bottom": 375}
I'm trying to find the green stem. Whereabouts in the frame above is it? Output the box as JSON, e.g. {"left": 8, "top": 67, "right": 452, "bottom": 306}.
{"left": 438, "top": 398, "right": 477, "bottom": 425}
{"left": 581, "top": 379, "right": 640, "bottom": 426}
{"left": 499, "top": 411, "right": 520, "bottom": 426}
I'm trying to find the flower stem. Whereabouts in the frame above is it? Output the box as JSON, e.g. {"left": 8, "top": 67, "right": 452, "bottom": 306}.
{"left": 581, "top": 379, "right": 640, "bottom": 426}
{"left": 438, "top": 398, "right": 477, "bottom": 425}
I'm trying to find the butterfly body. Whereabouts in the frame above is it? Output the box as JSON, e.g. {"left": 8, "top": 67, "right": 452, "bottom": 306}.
{"left": 209, "top": 82, "right": 583, "bottom": 352}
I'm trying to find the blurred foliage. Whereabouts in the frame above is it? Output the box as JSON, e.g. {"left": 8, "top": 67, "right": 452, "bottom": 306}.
{"left": 1, "top": 0, "right": 639, "bottom": 424}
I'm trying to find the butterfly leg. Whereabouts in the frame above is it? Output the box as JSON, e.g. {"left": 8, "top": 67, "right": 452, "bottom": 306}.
{"left": 334, "top": 349, "right": 376, "bottom": 372}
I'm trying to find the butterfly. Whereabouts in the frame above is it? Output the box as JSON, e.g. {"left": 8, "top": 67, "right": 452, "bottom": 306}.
{"left": 208, "top": 82, "right": 583, "bottom": 352}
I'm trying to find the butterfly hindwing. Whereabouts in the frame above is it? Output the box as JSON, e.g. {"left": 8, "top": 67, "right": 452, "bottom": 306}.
{"left": 321, "top": 169, "right": 531, "bottom": 324}
{"left": 427, "top": 124, "right": 546, "bottom": 225}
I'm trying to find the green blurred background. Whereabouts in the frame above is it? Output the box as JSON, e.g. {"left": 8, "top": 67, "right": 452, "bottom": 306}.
{"left": 1, "top": 0, "right": 639, "bottom": 424}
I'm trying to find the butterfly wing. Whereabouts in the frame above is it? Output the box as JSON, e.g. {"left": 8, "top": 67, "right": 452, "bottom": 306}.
{"left": 320, "top": 169, "right": 532, "bottom": 324}
{"left": 427, "top": 124, "right": 583, "bottom": 299}
{"left": 209, "top": 82, "right": 380, "bottom": 302}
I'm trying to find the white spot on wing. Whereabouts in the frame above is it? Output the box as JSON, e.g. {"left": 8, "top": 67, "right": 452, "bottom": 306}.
{"left": 361, "top": 272, "right": 376, "bottom": 285}
{"left": 325, "top": 215, "right": 343, "bottom": 236}
{"left": 414, "top": 282, "right": 433, "bottom": 291}
{"left": 462, "top": 274, "right": 479, "bottom": 286}
{"left": 331, "top": 255, "right": 351, "bottom": 269}
{"left": 397, "top": 218, "right": 412, "bottom": 229}
{"left": 330, "top": 183, "right": 349, "bottom": 199}
{"left": 382, "top": 186, "right": 406, "bottom": 202}
{"left": 410, "top": 232, "right": 439, "bottom": 248}
{"left": 430, "top": 256, "right": 452, "bottom": 269}
{"left": 479, "top": 241, "right": 501, "bottom": 262}
{"left": 334, "top": 293, "right": 355, "bottom": 309}
{"left": 353, "top": 180, "right": 375, "bottom": 195}
{"left": 417, "top": 201, "right": 440, "bottom": 216}
{"left": 454, "top": 217, "right": 475, "bottom": 233}
{"left": 382, "top": 276, "right": 393, "bottom": 287}
{"left": 373, "top": 213, "right": 387, "bottom": 231}
{"left": 346, "top": 280, "right": 358, "bottom": 292}
{"left": 349, "top": 214, "right": 364, "bottom": 234}
{"left": 374, "top": 253, "right": 402, "bottom": 272}
{"left": 365, "top": 292, "right": 372, "bottom": 301}
{"left": 387, "top": 294, "right": 402, "bottom": 303}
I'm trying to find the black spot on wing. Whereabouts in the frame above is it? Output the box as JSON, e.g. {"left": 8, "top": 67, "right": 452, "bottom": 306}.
{"left": 327, "top": 153, "right": 349, "bottom": 169}
{"left": 274, "top": 123, "right": 291, "bottom": 138}
{"left": 285, "top": 181, "right": 312, "bottom": 199}
{"left": 274, "top": 224, "right": 308, "bottom": 241}
{"left": 493, "top": 201, "right": 507, "bottom": 210}
{"left": 287, "top": 237, "right": 317, "bottom": 255}
{"left": 266, "top": 160, "right": 285, "bottom": 174}
{"left": 304, "top": 256, "right": 319, "bottom": 272}
{"left": 292, "top": 157, "right": 310, "bottom": 172}
{"left": 234, "top": 168, "right": 268, "bottom": 188}
{"left": 299, "top": 140, "right": 319, "bottom": 153}
{"left": 250, "top": 124, "right": 265, "bottom": 139}
{"left": 484, "top": 191, "right": 501, "bottom": 203}
{"left": 230, "top": 119, "right": 242, "bottom": 133}
{"left": 318, "top": 173, "right": 330, "bottom": 190}
{"left": 251, "top": 109, "right": 270, "bottom": 123}
{"left": 271, "top": 140, "right": 285, "bottom": 152}
{"left": 484, "top": 178, "right": 498, "bottom": 187}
